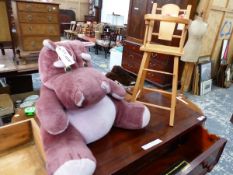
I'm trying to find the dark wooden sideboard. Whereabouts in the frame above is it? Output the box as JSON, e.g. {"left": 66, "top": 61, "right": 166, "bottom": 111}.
{"left": 122, "top": 0, "right": 198, "bottom": 88}
{"left": 90, "top": 93, "right": 226, "bottom": 175}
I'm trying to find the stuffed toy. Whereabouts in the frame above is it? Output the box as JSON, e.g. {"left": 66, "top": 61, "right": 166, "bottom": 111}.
{"left": 36, "top": 39, "right": 150, "bottom": 175}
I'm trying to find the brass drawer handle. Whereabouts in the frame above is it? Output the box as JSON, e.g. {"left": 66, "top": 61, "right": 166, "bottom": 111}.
{"left": 48, "top": 16, "right": 52, "bottom": 22}
{"left": 27, "top": 15, "right": 32, "bottom": 21}
{"left": 28, "top": 26, "right": 33, "bottom": 32}
{"left": 26, "top": 4, "right": 32, "bottom": 11}
{"left": 47, "top": 6, "right": 52, "bottom": 12}
{"left": 151, "top": 53, "right": 157, "bottom": 57}
{"left": 48, "top": 27, "right": 53, "bottom": 34}
{"left": 31, "top": 41, "right": 36, "bottom": 47}
{"left": 52, "top": 6, "right": 57, "bottom": 11}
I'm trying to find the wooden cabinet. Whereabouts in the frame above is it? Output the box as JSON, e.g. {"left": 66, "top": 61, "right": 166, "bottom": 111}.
{"left": 123, "top": 0, "right": 198, "bottom": 88}
{"left": 90, "top": 93, "right": 226, "bottom": 175}
{"left": 12, "top": 0, "right": 60, "bottom": 51}
{"left": 122, "top": 40, "right": 176, "bottom": 87}
{"left": 0, "top": 0, "right": 11, "bottom": 43}
{"left": 0, "top": 0, "right": 14, "bottom": 55}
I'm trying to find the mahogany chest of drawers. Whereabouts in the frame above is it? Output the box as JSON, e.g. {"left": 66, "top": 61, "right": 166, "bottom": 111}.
{"left": 12, "top": 0, "right": 60, "bottom": 51}
{"left": 90, "top": 93, "right": 227, "bottom": 175}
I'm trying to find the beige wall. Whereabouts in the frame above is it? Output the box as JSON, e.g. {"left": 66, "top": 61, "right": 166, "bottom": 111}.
{"left": 53, "top": 0, "right": 89, "bottom": 21}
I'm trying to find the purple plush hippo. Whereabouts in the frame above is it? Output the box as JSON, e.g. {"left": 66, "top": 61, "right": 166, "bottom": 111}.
{"left": 36, "top": 39, "right": 150, "bottom": 175}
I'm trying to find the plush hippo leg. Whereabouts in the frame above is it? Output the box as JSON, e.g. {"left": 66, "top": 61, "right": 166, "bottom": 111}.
{"left": 112, "top": 98, "right": 150, "bottom": 129}
{"left": 41, "top": 125, "right": 96, "bottom": 175}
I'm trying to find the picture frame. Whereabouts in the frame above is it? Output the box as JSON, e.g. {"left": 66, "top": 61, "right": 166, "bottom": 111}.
{"left": 199, "top": 61, "right": 212, "bottom": 82}
{"left": 200, "top": 79, "right": 212, "bottom": 95}
{"left": 198, "top": 55, "right": 211, "bottom": 63}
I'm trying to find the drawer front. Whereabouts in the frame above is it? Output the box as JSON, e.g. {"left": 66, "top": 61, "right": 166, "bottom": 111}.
{"left": 21, "top": 24, "right": 59, "bottom": 36}
{"left": 18, "top": 12, "right": 58, "bottom": 24}
{"left": 22, "top": 36, "right": 60, "bottom": 51}
{"left": 17, "top": 2, "right": 58, "bottom": 13}
{"left": 122, "top": 48, "right": 142, "bottom": 74}
{"left": 123, "top": 41, "right": 142, "bottom": 53}
{"left": 184, "top": 138, "right": 227, "bottom": 175}
{"left": 122, "top": 42, "right": 173, "bottom": 87}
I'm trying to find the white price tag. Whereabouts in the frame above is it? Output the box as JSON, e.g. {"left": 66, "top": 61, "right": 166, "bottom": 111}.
{"left": 197, "top": 116, "right": 206, "bottom": 121}
{"left": 56, "top": 46, "right": 75, "bottom": 67}
{"left": 142, "top": 139, "right": 162, "bottom": 150}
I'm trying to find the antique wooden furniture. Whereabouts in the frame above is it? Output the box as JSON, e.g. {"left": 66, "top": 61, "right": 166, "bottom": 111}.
{"left": 59, "top": 9, "right": 76, "bottom": 35}
{"left": 0, "top": 119, "right": 46, "bottom": 175}
{"left": 0, "top": 0, "right": 14, "bottom": 56}
{"left": 95, "top": 31, "right": 117, "bottom": 58}
{"left": 122, "top": 0, "right": 198, "bottom": 89}
{"left": 64, "top": 21, "right": 77, "bottom": 39}
{"left": 85, "top": 0, "right": 102, "bottom": 22}
{"left": 131, "top": 3, "right": 191, "bottom": 126}
{"left": 12, "top": 0, "right": 60, "bottom": 53}
{"left": 1, "top": 93, "right": 226, "bottom": 174}
{"left": 90, "top": 92, "right": 226, "bottom": 174}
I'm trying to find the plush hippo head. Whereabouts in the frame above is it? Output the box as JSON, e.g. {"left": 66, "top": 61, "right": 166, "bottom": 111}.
{"left": 39, "top": 39, "right": 92, "bottom": 85}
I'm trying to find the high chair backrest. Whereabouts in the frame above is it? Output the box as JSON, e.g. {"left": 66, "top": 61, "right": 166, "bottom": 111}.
{"left": 143, "top": 3, "right": 191, "bottom": 50}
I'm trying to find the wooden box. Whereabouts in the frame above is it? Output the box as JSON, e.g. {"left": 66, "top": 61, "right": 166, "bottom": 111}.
{"left": 0, "top": 119, "right": 46, "bottom": 175}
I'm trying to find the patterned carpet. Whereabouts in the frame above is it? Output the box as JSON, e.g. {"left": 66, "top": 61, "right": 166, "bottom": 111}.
{"left": 32, "top": 49, "right": 233, "bottom": 175}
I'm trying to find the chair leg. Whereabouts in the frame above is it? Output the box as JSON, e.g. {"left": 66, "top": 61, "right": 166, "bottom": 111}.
{"left": 95, "top": 45, "right": 99, "bottom": 55}
{"left": 169, "top": 56, "right": 179, "bottom": 127}
{"left": 0, "top": 44, "right": 5, "bottom": 55}
{"left": 131, "top": 52, "right": 151, "bottom": 101}
{"left": 104, "top": 48, "right": 107, "bottom": 58}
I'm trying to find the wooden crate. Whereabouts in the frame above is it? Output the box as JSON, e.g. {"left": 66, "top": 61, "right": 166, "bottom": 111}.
{"left": 0, "top": 119, "right": 46, "bottom": 175}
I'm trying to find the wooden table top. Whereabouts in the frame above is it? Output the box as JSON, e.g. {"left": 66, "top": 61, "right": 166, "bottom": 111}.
{"left": 0, "top": 56, "right": 38, "bottom": 77}
{"left": 90, "top": 93, "right": 204, "bottom": 175}
{"left": 76, "top": 34, "right": 96, "bottom": 43}
{"left": 10, "top": 92, "right": 205, "bottom": 175}
{"left": 11, "top": 108, "right": 37, "bottom": 123}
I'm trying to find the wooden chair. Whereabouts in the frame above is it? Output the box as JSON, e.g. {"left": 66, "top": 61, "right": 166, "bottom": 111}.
{"left": 95, "top": 27, "right": 117, "bottom": 58}
{"left": 131, "top": 3, "right": 191, "bottom": 126}
{"left": 64, "top": 21, "right": 77, "bottom": 39}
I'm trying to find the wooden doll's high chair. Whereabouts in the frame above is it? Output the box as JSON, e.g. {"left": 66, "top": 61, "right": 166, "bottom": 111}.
{"left": 131, "top": 3, "right": 191, "bottom": 126}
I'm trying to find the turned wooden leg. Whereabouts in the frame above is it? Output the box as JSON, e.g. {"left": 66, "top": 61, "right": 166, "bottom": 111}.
{"left": 0, "top": 44, "right": 5, "bottom": 55}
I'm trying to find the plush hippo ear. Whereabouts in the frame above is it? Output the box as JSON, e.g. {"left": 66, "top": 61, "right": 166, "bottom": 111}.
{"left": 53, "top": 60, "right": 65, "bottom": 68}
{"left": 43, "top": 39, "right": 56, "bottom": 51}
{"left": 80, "top": 53, "right": 91, "bottom": 61}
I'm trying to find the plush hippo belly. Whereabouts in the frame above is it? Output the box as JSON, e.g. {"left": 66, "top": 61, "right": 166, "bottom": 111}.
{"left": 67, "top": 96, "right": 116, "bottom": 144}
